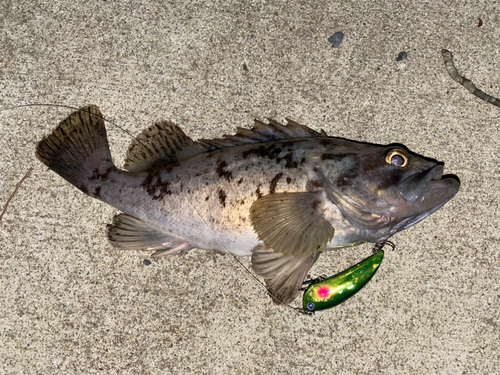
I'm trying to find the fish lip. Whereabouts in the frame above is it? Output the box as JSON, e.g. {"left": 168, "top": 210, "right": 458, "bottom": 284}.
{"left": 397, "top": 165, "right": 445, "bottom": 202}
{"left": 392, "top": 169, "right": 459, "bottom": 232}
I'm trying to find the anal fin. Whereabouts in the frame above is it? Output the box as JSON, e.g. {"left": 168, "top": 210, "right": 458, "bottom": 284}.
{"left": 106, "top": 213, "right": 191, "bottom": 256}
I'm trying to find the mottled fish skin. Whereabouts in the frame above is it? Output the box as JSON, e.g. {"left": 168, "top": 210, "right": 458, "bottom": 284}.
{"left": 35, "top": 106, "right": 460, "bottom": 304}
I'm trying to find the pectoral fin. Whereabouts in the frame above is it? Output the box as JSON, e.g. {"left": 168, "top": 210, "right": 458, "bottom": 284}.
{"left": 252, "top": 245, "right": 320, "bottom": 304}
{"left": 250, "top": 192, "right": 334, "bottom": 259}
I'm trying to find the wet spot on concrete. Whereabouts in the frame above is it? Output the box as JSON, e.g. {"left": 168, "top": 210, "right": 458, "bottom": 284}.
{"left": 396, "top": 51, "right": 407, "bottom": 61}
{"left": 328, "top": 32, "right": 344, "bottom": 48}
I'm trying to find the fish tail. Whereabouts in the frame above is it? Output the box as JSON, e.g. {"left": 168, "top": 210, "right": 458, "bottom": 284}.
{"left": 35, "top": 105, "right": 116, "bottom": 193}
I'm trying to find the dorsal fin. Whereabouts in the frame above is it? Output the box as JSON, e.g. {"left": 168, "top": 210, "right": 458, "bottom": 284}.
{"left": 123, "top": 121, "right": 211, "bottom": 172}
{"left": 197, "top": 118, "right": 326, "bottom": 149}
{"left": 124, "top": 119, "right": 327, "bottom": 172}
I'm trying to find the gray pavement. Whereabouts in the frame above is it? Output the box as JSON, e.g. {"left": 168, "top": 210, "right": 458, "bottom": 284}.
{"left": 1, "top": 0, "right": 499, "bottom": 373}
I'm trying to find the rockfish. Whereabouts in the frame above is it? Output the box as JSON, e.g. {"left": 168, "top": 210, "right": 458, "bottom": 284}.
{"left": 35, "top": 106, "right": 459, "bottom": 304}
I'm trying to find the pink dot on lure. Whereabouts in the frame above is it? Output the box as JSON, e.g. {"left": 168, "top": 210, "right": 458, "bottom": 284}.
{"left": 317, "top": 286, "right": 330, "bottom": 299}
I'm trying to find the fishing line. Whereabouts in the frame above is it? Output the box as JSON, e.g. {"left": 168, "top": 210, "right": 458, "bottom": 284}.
{"left": 1, "top": 103, "right": 302, "bottom": 311}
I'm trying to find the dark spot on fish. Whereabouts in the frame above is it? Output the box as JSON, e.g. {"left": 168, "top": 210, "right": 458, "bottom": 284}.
{"left": 242, "top": 146, "right": 276, "bottom": 159}
{"left": 240, "top": 216, "right": 246, "bottom": 222}
{"left": 218, "top": 188, "right": 226, "bottom": 207}
{"left": 255, "top": 185, "right": 263, "bottom": 199}
{"left": 308, "top": 179, "right": 321, "bottom": 189}
{"left": 217, "top": 159, "right": 233, "bottom": 182}
{"left": 335, "top": 168, "right": 359, "bottom": 187}
{"left": 269, "top": 172, "right": 283, "bottom": 194}
{"left": 205, "top": 196, "right": 210, "bottom": 201}
{"left": 141, "top": 171, "right": 172, "bottom": 200}
{"left": 301, "top": 157, "right": 305, "bottom": 165}
{"left": 320, "top": 139, "right": 331, "bottom": 147}
{"left": 312, "top": 200, "right": 320, "bottom": 210}
{"left": 237, "top": 178, "right": 243, "bottom": 185}
{"left": 242, "top": 145, "right": 298, "bottom": 169}
{"left": 282, "top": 153, "right": 298, "bottom": 169}
{"left": 370, "top": 170, "right": 402, "bottom": 191}
{"left": 238, "top": 198, "right": 245, "bottom": 205}
{"left": 89, "top": 166, "right": 113, "bottom": 181}
{"left": 94, "top": 186, "right": 101, "bottom": 198}
{"left": 286, "top": 177, "right": 292, "bottom": 184}
{"left": 321, "top": 153, "right": 353, "bottom": 161}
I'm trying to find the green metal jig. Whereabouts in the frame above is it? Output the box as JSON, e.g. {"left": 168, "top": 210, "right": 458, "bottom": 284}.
{"left": 300, "top": 241, "right": 393, "bottom": 315}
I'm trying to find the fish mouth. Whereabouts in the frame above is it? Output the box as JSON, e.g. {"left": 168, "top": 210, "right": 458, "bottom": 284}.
{"left": 398, "top": 165, "right": 444, "bottom": 202}
{"left": 394, "top": 165, "right": 460, "bottom": 230}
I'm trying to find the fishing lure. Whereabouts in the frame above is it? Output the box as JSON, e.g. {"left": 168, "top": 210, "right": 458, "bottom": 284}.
{"left": 299, "top": 241, "right": 394, "bottom": 315}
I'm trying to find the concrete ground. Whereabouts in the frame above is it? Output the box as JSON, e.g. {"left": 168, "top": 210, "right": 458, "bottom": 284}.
{"left": 1, "top": 0, "right": 499, "bottom": 373}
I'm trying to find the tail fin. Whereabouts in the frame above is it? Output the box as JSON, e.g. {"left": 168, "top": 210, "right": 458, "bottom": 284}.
{"left": 35, "top": 105, "right": 115, "bottom": 193}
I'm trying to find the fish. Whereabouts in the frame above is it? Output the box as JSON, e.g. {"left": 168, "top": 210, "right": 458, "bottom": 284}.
{"left": 35, "top": 105, "right": 460, "bottom": 305}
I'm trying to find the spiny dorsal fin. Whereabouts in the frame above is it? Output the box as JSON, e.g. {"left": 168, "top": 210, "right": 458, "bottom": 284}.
{"left": 124, "top": 119, "right": 327, "bottom": 172}
{"left": 197, "top": 118, "right": 326, "bottom": 150}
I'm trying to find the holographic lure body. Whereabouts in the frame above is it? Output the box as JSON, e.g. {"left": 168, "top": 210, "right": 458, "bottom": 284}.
{"left": 301, "top": 242, "right": 392, "bottom": 314}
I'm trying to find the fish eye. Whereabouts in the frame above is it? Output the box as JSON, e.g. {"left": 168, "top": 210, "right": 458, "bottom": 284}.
{"left": 385, "top": 149, "right": 408, "bottom": 167}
